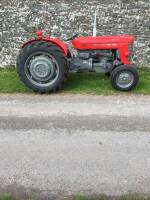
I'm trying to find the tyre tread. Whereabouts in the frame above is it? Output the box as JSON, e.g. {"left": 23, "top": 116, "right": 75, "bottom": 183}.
{"left": 17, "top": 41, "right": 68, "bottom": 93}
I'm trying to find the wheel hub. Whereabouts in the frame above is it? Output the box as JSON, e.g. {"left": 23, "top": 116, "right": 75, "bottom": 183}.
{"left": 29, "top": 56, "right": 55, "bottom": 81}
{"left": 117, "top": 71, "right": 134, "bottom": 88}
{"left": 34, "top": 64, "right": 50, "bottom": 78}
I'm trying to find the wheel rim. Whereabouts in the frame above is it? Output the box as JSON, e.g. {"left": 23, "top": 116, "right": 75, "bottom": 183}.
{"left": 116, "top": 71, "right": 134, "bottom": 89}
{"left": 25, "top": 52, "right": 59, "bottom": 87}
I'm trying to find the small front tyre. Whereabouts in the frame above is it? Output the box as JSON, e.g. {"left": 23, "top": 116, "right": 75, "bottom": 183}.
{"left": 111, "top": 65, "right": 139, "bottom": 91}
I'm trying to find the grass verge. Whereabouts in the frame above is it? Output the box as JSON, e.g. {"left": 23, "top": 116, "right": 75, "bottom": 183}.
{"left": 0, "top": 68, "right": 150, "bottom": 94}
{"left": 0, "top": 194, "right": 150, "bottom": 200}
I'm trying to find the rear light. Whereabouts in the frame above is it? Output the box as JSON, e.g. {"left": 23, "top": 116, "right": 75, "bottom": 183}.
{"left": 36, "top": 30, "right": 43, "bottom": 39}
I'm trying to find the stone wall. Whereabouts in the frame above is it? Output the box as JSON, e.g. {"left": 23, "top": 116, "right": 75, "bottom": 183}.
{"left": 0, "top": 0, "right": 150, "bottom": 67}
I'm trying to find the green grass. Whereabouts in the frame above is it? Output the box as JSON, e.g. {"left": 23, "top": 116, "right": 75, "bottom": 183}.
{"left": 0, "top": 68, "right": 150, "bottom": 94}
{"left": 0, "top": 196, "right": 15, "bottom": 200}
{"left": 0, "top": 194, "right": 150, "bottom": 200}
{"left": 73, "top": 195, "right": 150, "bottom": 200}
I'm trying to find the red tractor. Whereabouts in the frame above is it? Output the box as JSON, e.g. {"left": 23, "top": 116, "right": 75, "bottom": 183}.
{"left": 17, "top": 15, "right": 139, "bottom": 93}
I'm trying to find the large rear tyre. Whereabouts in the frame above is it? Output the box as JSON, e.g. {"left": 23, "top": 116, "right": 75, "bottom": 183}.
{"left": 111, "top": 65, "right": 139, "bottom": 91}
{"left": 17, "top": 41, "right": 68, "bottom": 93}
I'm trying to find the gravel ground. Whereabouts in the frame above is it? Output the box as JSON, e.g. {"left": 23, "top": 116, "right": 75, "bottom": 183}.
{"left": 0, "top": 94, "right": 150, "bottom": 198}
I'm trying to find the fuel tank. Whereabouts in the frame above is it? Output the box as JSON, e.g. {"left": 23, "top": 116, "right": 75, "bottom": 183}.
{"left": 72, "top": 35, "right": 135, "bottom": 50}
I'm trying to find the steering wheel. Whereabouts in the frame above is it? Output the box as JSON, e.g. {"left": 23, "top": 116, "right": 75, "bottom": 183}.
{"left": 65, "top": 33, "right": 79, "bottom": 41}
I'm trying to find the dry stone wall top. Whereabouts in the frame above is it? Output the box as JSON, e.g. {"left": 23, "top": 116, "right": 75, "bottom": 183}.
{"left": 0, "top": 0, "right": 150, "bottom": 67}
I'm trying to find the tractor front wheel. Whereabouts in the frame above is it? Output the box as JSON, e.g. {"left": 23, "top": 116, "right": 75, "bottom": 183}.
{"left": 110, "top": 65, "right": 139, "bottom": 91}
{"left": 17, "top": 41, "right": 68, "bottom": 93}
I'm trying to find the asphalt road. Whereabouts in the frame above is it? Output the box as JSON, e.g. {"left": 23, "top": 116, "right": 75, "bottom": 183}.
{"left": 0, "top": 94, "right": 150, "bottom": 197}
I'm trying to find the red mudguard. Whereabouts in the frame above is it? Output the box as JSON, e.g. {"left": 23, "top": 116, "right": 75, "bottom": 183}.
{"left": 21, "top": 30, "right": 68, "bottom": 56}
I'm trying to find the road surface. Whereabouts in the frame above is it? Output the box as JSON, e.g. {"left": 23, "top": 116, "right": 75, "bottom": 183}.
{"left": 0, "top": 94, "right": 150, "bottom": 198}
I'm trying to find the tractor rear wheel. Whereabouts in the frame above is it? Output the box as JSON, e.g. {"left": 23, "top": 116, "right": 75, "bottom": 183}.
{"left": 110, "top": 65, "right": 139, "bottom": 91}
{"left": 17, "top": 41, "right": 68, "bottom": 93}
